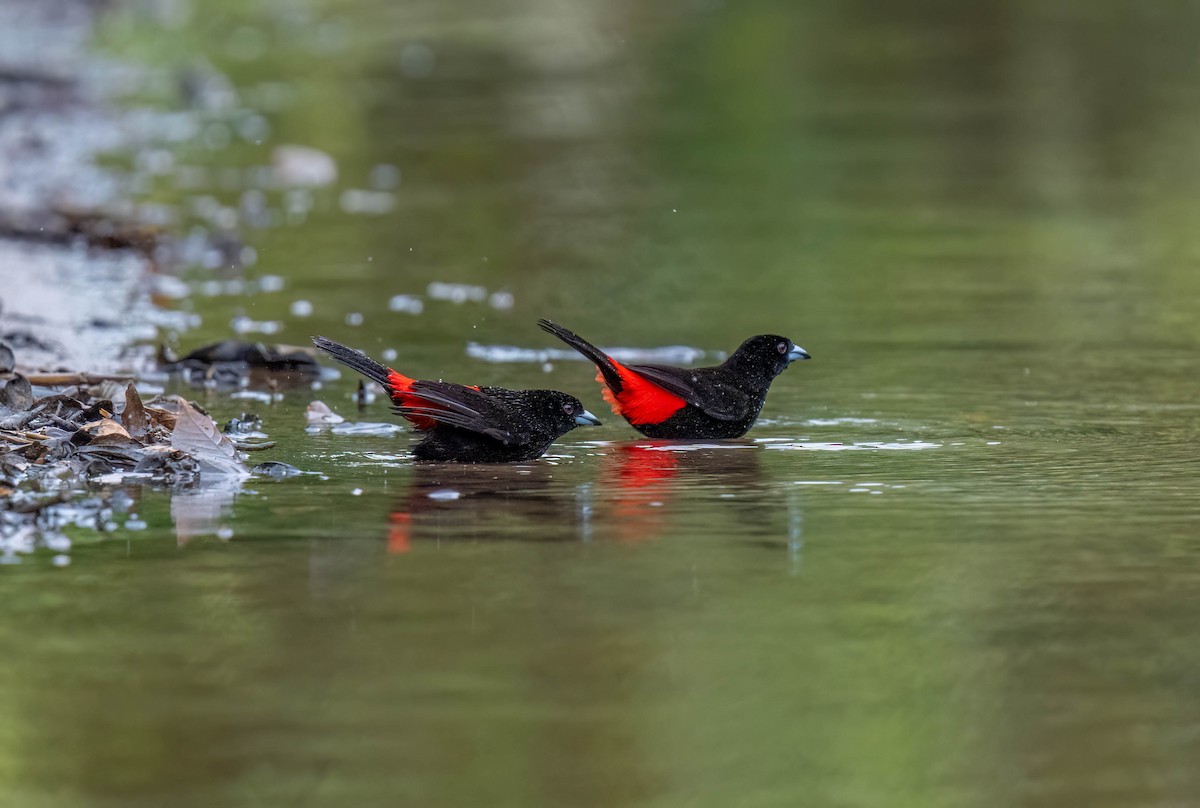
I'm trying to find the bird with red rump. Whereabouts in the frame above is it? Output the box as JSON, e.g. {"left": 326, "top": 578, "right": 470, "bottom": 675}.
{"left": 312, "top": 336, "right": 601, "bottom": 463}
{"left": 537, "top": 319, "right": 809, "bottom": 440}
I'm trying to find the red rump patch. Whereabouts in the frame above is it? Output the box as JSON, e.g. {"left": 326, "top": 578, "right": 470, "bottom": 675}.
{"left": 386, "top": 370, "right": 480, "bottom": 431}
{"left": 385, "top": 369, "right": 437, "bottom": 430}
{"left": 599, "top": 360, "right": 686, "bottom": 426}
{"left": 386, "top": 369, "right": 414, "bottom": 394}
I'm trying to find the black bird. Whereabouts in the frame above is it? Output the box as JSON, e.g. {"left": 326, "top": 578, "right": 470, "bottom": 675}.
{"left": 537, "top": 319, "right": 809, "bottom": 439}
{"left": 312, "top": 336, "right": 601, "bottom": 462}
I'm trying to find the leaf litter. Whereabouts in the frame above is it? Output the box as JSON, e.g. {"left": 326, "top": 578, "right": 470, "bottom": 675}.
{"left": 1, "top": 349, "right": 262, "bottom": 562}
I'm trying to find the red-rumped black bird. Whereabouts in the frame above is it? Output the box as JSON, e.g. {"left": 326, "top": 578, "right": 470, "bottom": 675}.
{"left": 313, "top": 336, "right": 600, "bottom": 462}
{"left": 537, "top": 319, "right": 809, "bottom": 439}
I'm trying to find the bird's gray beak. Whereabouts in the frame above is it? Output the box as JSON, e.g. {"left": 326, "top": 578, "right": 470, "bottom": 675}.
{"left": 787, "top": 344, "right": 811, "bottom": 363}
{"left": 574, "top": 410, "right": 602, "bottom": 426}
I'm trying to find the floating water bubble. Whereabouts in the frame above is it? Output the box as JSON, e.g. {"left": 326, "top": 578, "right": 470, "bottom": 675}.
{"left": 258, "top": 274, "right": 285, "bottom": 292}
{"left": 43, "top": 533, "right": 72, "bottom": 552}
{"left": 427, "top": 489, "right": 460, "bottom": 501}
{"left": 345, "top": 312, "right": 364, "bottom": 327}
{"left": 388, "top": 295, "right": 423, "bottom": 314}
{"left": 488, "top": 291, "right": 515, "bottom": 310}
{"left": 231, "top": 391, "right": 280, "bottom": 404}
{"left": 340, "top": 189, "right": 395, "bottom": 215}
{"left": 381, "top": 348, "right": 398, "bottom": 362}
{"left": 273, "top": 145, "right": 337, "bottom": 187}
{"left": 290, "top": 299, "right": 313, "bottom": 317}
{"left": 230, "top": 315, "right": 282, "bottom": 335}
{"left": 427, "top": 282, "right": 487, "bottom": 304}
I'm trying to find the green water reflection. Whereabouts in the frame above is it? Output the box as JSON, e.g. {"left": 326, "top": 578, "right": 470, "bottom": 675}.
{"left": 3, "top": 0, "right": 1200, "bottom": 805}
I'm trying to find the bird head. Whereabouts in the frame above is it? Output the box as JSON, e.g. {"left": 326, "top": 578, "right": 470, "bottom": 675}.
{"left": 729, "top": 334, "right": 810, "bottom": 379}
{"left": 541, "top": 391, "right": 602, "bottom": 434}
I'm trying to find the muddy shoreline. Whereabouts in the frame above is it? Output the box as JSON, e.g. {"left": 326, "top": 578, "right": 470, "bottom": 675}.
{"left": 0, "top": 1, "right": 264, "bottom": 560}
{"left": 0, "top": 0, "right": 200, "bottom": 374}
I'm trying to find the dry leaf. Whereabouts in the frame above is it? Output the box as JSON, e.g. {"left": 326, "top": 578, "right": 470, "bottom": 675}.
{"left": 144, "top": 407, "right": 177, "bottom": 431}
{"left": 170, "top": 399, "right": 248, "bottom": 479}
{"left": 122, "top": 382, "right": 150, "bottom": 440}
{"left": 81, "top": 417, "right": 135, "bottom": 446}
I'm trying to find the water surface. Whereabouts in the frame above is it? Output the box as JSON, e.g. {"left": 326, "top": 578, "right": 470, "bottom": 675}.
{"left": 3, "top": 1, "right": 1200, "bottom": 805}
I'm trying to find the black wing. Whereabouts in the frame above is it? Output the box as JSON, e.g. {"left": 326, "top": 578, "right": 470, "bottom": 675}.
{"left": 625, "top": 364, "right": 752, "bottom": 421}
{"left": 395, "top": 381, "right": 532, "bottom": 445}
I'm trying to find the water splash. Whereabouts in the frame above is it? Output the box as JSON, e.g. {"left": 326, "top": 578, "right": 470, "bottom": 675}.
{"left": 762, "top": 441, "right": 939, "bottom": 452}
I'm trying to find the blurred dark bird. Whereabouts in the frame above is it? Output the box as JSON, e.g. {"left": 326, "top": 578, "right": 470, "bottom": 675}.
{"left": 537, "top": 319, "right": 809, "bottom": 439}
{"left": 312, "top": 336, "right": 600, "bottom": 462}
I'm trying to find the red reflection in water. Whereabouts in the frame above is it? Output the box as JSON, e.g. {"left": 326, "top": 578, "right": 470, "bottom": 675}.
{"left": 602, "top": 442, "right": 681, "bottom": 543}
{"left": 382, "top": 442, "right": 762, "bottom": 550}
{"left": 387, "top": 512, "right": 412, "bottom": 554}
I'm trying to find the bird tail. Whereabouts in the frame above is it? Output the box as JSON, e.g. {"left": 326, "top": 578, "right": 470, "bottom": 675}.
{"left": 537, "top": 319, "right": 624, "bottom": 393}
{"left": 312, "top": 336, "right": 396, "bottom": 390}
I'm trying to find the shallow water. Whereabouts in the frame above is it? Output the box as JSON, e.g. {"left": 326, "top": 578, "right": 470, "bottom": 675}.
{"left": 5, "top": 1, "right": 1200, "bottom": 805}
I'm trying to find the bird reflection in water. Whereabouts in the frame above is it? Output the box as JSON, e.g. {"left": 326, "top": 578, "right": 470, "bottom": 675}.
{"left": 387, "top": 463, "right": 583, "bottom": 552}
{"left": 597, "top": 440, "right": 767, "bottom": 543}
{"left": 385, "top": 442, "right": 774, "bottom": 550}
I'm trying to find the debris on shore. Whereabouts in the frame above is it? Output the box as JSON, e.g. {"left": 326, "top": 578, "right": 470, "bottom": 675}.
{"left": 0, "top": 338, "right": 262, "bottom": 561}
{"left": 0, "top": 2, "right": 298, "bottom": 564}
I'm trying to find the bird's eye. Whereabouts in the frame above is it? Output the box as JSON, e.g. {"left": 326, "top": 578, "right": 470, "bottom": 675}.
{"left": 562, "top": 402, "right": 575, "bottom": 414}
{"left": 777, "top": 342, "right": 788, "bottom": 354}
